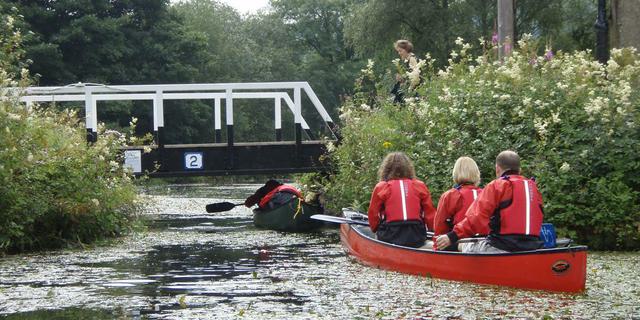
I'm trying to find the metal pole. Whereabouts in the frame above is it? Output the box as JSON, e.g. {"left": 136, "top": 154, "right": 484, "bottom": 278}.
{"left": 595, "top": 0, "right": 609, "bottom": 64}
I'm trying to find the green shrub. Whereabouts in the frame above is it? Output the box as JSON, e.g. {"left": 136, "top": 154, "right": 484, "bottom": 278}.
{"left": 313, "top": 36, "right": 640, "bottom": 250}
{"left": 0, "top": 11, "right": 140, "bottom": 253}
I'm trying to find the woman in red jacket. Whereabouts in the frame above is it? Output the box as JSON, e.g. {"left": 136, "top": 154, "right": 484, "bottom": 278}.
{"left": 368, "top": 152, "right": 436, "bottom": 247}
{"left": 433, "top": 157, "right": 483, "bottom": 250}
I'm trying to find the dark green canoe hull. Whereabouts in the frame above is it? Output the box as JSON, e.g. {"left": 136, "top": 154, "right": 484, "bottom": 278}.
{"left": 253, "top": 199, "right": 324, "bottom": 232}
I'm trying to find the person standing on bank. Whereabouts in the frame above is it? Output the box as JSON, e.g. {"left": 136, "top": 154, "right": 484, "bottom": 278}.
{"left": 435, "top": 151, "right": 544, "bottom": 253}
{"left": 391, "top": 39, "right": 419, "bottom": 104}
{"left": 368, "top": 152, "right": 436, "bottom": 247}
{"left": 433, "top": 157, "right": 484, "bottom": 251}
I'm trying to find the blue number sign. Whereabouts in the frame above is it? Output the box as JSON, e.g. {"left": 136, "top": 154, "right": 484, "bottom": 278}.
{"left": 184, "top": 152, "right": 203, "bottom": 170}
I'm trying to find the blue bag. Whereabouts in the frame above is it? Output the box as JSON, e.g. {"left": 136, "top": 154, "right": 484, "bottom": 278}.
{"left": 540, "top": 223, "right": 557, "bottom": 248}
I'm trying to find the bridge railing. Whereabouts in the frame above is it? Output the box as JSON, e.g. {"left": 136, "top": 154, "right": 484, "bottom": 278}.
{"left": 17, "top": 82, "right": 337, "bottom": 146}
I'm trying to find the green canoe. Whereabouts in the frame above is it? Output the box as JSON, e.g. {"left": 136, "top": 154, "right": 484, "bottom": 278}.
{"left": 253, "top": 198, "right": 325, "bottom": 232}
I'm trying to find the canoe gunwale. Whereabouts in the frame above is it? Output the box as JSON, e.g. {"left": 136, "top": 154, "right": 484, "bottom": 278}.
{"left": 349, "top": 224, "right": 588, "bottom": 257}
{"left": 252, "top": 197, "right": 323, "bottom": 215}
{"left": 252, "top": 197, "right": 324, "bottom": 232}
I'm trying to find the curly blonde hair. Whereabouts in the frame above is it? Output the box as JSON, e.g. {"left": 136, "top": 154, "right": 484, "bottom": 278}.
{"left": 378, "top": 152, "right": 416, "bottom": 181}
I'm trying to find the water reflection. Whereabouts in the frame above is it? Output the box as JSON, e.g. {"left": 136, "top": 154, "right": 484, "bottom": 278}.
{"left": 147, "top": 215, "right": 251, "bottom": 232}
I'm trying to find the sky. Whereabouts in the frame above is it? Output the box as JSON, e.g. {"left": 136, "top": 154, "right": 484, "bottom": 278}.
{"left": 220, "top": 0, "right": 270, "bottom": 14}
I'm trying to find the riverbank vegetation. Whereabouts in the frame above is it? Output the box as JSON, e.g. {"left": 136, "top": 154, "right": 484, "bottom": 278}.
{"left": 0, "top": 13, "right": 140, "bottom": 254}
{"left": 306, "top": 38, "right": 640, "bottom": 250}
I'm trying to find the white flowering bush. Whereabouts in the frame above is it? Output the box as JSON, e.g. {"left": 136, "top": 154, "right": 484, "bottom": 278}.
{"left": 313, "top": 37, "right": 640, "bottom": 250}
{"left": 0, "top": 12, "right": 139, "bottom": 253}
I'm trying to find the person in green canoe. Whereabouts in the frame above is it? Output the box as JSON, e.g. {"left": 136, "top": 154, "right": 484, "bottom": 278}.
{"left": 245, "top": 180, "right": 302, "bottom": 210}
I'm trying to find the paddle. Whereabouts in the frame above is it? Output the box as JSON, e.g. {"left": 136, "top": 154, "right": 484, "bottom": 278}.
{"left": 310, "top": 214, "right": 370, "bottom": 226}
{"left": 315, "top": 213, "right": 437, "bottom": 238}
{"left": 205, "top": 202, "right": 244, "bottom": 213}
{"left": 341, "top": 209, "right": 438, "bottom": 238}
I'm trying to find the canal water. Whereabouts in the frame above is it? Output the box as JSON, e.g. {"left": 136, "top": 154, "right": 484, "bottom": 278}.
{"left": 0, "top": 184, "right": 639, "bottom": 319}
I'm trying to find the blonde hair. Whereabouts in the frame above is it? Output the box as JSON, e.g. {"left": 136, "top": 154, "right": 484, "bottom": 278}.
{"left": 394, "top": 39, "right": 414, "bottom": 53}
{"left": 452, "top": 156, "right": 481, "bottom": 186}
{"left": 378, "top": 152, "right": 416, "bottom": 181}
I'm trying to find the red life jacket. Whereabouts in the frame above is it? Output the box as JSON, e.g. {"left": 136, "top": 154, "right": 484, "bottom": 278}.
{"left": 381, "top": 179, "right": 423, "bottom": 223}
{"left": 452, "top": 185, "right": 482, "bottom": 225}
{"left": 259, "top": 184, "right": 302, "bottom": 208}
{"left": 492, "top": 176, "right": 543, "bottom": 236}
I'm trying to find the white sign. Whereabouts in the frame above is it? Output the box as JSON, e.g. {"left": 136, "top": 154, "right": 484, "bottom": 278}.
{"left": 184, "top": 152, "right": 203, "bottom": 170}
{"left": 123, "top": 150, "right": 142, "bottom": 173}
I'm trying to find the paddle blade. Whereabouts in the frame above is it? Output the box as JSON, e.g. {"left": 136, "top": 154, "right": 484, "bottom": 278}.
{"left": 206, "top": 202, "right": 239, "bottom": 213}
{"left": 310, "top": 214, "right": 370, "bottom": 226}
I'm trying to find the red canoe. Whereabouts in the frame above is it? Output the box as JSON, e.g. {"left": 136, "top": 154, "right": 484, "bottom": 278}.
{"left": 340, "top": 224, "right": 588, "bottom": 293}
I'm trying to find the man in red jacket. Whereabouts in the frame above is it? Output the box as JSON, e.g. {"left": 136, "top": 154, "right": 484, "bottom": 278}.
{"left": 435, "top": 151, "right": 544, "bottom": 252}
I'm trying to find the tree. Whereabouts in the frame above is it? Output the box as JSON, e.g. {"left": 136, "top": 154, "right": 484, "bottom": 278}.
{"left": 5, "top": 0, "right": 214, "bottom": 143}
{"left": 173, "top": 0, "right": 298, "bottom": 142}
{"left": 345, "top": 0, "right": 597, "bottom": 68}
{"left": 174, "top": 0, "right": 362, "bottom": 140}
{"left": 9, "top": 0, "right": 208, "bottom": 85}
{"left": 269, "top": 0, "right": 362, "bottom": 120}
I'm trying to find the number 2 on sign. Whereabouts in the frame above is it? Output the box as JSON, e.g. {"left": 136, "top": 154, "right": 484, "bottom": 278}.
{"left": 184, "top": 152, "right": 203, "bottom": 170}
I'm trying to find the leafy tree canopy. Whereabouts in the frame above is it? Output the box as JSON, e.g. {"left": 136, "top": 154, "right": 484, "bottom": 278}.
{"left": 6, "top": 0, "right": 208, "bottom": 85}
{"left": 345, "top": 0, "right": 596, "bottom": 67}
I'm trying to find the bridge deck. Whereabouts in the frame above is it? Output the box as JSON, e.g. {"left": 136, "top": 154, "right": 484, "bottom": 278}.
{"left": 122, "top": 140, "right": 326, "bottom": 149}
{"left": 122, "top": 140, "right": 331, "bottom": 177}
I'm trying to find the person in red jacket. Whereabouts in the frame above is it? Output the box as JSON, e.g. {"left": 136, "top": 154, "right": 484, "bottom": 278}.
{"left": 368, "top": 152, "right": 436, "bottom": 247}
{"left": 433, "top": 156, "right": 483, "bottom": 250}
{"left": 435, "top": 151, "right": 544, "bottom": 252}
{"left": 245, "top": 180, "right": 302, "bottom": 210}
